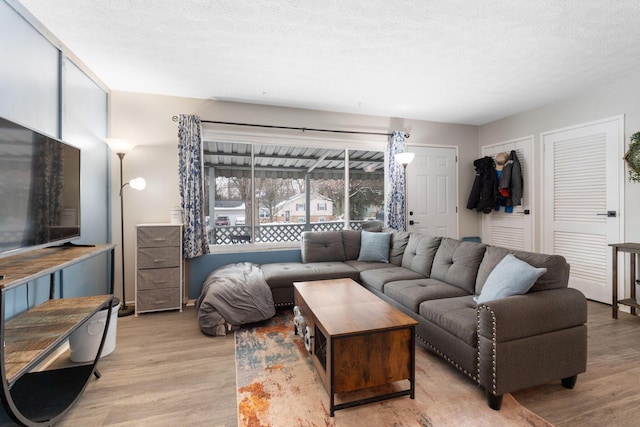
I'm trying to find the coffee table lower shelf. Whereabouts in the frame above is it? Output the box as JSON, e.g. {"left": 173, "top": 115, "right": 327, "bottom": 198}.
{"left": 332, "top": 388, "right": 415, "bottom": 414}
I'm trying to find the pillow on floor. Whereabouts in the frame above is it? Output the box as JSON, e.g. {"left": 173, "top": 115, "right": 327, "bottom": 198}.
{"left": 475, "top": 254, "right": 547, "bottom": 303}
{"left": 357, "top": 230, "right": 391, "bottom": 263}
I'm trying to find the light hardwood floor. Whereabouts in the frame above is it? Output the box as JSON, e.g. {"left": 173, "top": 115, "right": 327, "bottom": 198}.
{"left": 58, "top": 307, "right": 238, "bottom": 427}
{"left": 2, "top": 301, "right": 637, "bottom": 426}
{"left": 513, "top": 301, "right": 640, "bottom": 427}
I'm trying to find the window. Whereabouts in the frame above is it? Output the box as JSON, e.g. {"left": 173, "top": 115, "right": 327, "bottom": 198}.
{"left": 349, "top": 149, "right": 385, "bottom": 228}
{"left": 204, "top": 141, "right": 384, "bottom": 245}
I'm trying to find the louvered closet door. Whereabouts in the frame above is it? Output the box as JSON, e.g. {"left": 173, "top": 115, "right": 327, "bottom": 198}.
{"left": 542, "top": 117, "right": 623, "bottom": 303}
{"left": 481, "top": 137, "right": 533, "bottom": 251}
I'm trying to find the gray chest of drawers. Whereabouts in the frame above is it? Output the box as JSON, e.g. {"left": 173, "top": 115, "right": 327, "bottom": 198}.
{"left": 135, "top": 224, "right": 183, "bottom": 315}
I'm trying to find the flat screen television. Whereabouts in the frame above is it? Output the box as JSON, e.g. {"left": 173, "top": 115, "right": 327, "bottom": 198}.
{"left": 0, "top": 116, "right": 81, "bottom": 258}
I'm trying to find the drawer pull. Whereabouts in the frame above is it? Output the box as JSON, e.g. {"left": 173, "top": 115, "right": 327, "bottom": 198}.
{"left": 152, "top": 237, "right": 167, "bottom": 241}
{"left": 153, "top": 259, "right": 166, "bottom": 263}
{"left": 153, "top": 280, "right": 168, "bottom": 284}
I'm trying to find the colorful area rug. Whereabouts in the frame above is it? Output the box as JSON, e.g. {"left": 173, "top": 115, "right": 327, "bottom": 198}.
{"left": 235, "top": 309, "right": 553, "bottom": 427}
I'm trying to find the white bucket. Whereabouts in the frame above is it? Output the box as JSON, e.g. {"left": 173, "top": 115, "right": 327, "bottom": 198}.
{"left": 170, "top": 207, "right": 183, "bottom": 224}
{"left": 69, "top": 301, "right": 120, "bottom": 362}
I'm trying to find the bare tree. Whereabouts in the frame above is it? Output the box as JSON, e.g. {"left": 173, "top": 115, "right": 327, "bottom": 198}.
{"left": 315, "top": 179, "right": 344, "bottom": 218}
{"left": 349, "top": 179, "right": 384, "bottom": 219}
{"left": 256, "top": 178, "right": 292, "bottom": 222}
{"left": 230, "top": 177, "right": 252, "bottom": 225}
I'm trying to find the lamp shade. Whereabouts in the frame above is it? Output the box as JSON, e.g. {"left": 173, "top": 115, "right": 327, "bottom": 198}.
{"left": 395, "top": 152, "right": 415, "bottom": 166}
{"left": 104, "top": 138, "right": 134, "bottom": 154}
{"left": 129, "top": 177, "right": 147, "bottom": 190}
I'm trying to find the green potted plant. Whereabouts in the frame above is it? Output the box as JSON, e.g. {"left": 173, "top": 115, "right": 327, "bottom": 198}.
{"left": 625, "top": 131, "right": 640, "bottom": 183}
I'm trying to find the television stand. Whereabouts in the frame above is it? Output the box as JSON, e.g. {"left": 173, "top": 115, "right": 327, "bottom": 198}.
{"left": 0, "top": 244, "right": 115, "bottom": 426}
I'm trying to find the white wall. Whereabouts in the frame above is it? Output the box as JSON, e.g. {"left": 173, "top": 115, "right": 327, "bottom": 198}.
{"left": 479, "top": 73, "right": 640, "bottom": 248}
{"left": 109, "top": 91, "right": 478, "bottom": 300}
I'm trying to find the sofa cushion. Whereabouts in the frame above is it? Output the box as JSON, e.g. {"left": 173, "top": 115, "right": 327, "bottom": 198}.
{"left": 475, "top": 246, "right": 569, "bottom": 294}
{"left": 419, "top": 296, "right": 478, "bottom": 347}
{"left": 300, "top": 231, "right": 345, "bottom": 263}
{"left": 475, "top": 254, "right": 547, "bottom": 303}
{"left": 388, "top": 230, "right": 410, "bottom": 266}
{"left": 344, "top": 260, "right": 390, "bottom": 272}
{"left": 359, "top": 266, "right": 425, "bottom": 293}
{"left": 384, "top": 278, "right": 470, "bottom": 313}
{"left": 401, "top": 233, "right": 442, "bottom": 276}
{"left": 341, "top": 230, "right": 361, "bottom": 260}
{"left": 358, "top": 231, "right": 391, "bottom": 262}
{"left": 260, "top": 262, "right": 358, "bottom": 289}
{"left": 430, "top": 238, "right": 486, "bottom": 294}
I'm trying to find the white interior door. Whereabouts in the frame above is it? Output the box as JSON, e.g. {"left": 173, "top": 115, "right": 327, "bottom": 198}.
{"left": 406, "top": 145, "right": 457, "bottom": 238}
{"left": 542, "top": 116, "right": 623, "bottom": 303}
{"left": 481, "top": 136, "right": 534, "bottom": 251}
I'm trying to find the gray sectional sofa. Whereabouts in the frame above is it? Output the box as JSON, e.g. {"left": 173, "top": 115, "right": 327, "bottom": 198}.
{"left": 259, "top": 229, "right": 588, "bottom": 410}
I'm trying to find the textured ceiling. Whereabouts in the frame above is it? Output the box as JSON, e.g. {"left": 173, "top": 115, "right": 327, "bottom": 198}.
{"left": 16, "top": 0, "right": 640, "bottom": 125}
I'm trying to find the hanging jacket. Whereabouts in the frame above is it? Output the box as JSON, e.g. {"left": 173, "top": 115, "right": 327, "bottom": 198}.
{"left": 499, "top": 150, "right": 523, "bottom": 207}
{"left": 495, "top": 169, "right": 509, "bottom": 211}
{"left": 467, "top": 156, "right": 498, "bottom": 213}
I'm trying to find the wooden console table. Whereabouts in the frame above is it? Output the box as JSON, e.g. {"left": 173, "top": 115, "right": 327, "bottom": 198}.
{"left": 610, "top": 242, "right": 640, "bottom": 319}
{"left": 0, "top": 244, "right": 115, "bottom": 426}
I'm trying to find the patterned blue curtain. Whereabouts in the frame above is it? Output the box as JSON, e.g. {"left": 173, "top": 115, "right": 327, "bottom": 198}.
{"left": 385, "top": 131, "right": 407, "bottom": 231}
{"left": 178, "top": 114, "right": 210, "bottom": 258}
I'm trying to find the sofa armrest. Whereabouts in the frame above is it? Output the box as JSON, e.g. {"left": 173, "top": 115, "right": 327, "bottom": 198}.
{"left": 477, "top": 288, "right": 587, "bottom": 342}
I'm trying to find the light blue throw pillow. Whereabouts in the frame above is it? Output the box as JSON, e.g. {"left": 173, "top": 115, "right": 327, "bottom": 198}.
{"left": 357, "top": 231, "right": 391, "bottom": 263}
{"left": 475, "top": 254, "right": 547, "bottom": 303}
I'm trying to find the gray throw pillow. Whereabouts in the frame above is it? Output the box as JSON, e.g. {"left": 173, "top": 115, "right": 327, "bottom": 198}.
{"left": 357, "top": 231, "right": 391, "bottom": 263}
{"left": 475, "top": 254, "right": 547, "bottom": 303}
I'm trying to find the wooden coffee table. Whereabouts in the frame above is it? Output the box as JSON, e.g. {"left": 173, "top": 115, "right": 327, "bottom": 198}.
{"left": 293, "top": 278, "right": 417, "bottom": 416}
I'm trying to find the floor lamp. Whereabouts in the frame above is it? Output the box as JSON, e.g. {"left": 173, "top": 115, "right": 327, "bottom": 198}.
{"left": 105, "top": 138, "right": 147, "bottom": 317}
{"left": 394, "top": 152, "right": 415, "bottom": 231}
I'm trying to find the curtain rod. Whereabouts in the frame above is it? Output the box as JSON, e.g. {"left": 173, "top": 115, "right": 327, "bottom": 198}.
{"left": 171, "top": 116, "right": 409, "bottom": 138}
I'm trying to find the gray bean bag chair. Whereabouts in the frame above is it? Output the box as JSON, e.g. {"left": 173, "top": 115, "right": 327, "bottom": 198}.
{"left": 196, "top": 262, "right": 275, "bottom": 336}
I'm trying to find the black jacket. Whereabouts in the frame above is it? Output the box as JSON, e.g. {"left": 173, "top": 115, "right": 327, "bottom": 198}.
{"left": 467, "top": 156, "right": 498, "bottom": 213}
{"left": 498, "top": 150, "right": 523, "bottom": 207}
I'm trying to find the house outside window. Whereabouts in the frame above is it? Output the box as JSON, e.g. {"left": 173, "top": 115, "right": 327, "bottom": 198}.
{"left": 204, "top": 140, "right": 384, "bottom": 246}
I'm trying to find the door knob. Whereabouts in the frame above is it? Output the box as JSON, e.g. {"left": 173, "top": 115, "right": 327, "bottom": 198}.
{"left": 596, "top": 211, "right": 617, "bottom": 217}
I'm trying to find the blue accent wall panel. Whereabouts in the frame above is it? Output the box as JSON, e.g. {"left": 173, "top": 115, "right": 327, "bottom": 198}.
{"left": 188, "top": 249, "right": 301, "bottom": 299}
{"left": 0, "top": 4, "right": 110, "bottom": 317}
{"left": 0, "top": 1, "right": 59, "bottom": 135}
